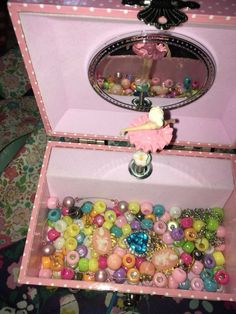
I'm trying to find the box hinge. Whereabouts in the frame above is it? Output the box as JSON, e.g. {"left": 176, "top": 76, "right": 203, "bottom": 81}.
{"left": 78, "top": 138, "right": 105, "bottom": 145}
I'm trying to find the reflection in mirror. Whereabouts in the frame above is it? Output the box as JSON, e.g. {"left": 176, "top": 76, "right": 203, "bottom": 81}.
{"left": 88, "top": 33, "right": 215, "bottom": 111}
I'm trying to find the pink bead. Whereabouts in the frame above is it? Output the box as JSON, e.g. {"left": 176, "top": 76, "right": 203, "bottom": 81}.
{"left": 112, "top": 205, "right": 122, "bottom": 217}
{"left": 113, "top": 246, "right": 127, "bottom": 257}
{"left": 124, "top": 88, "right": 133, "bottom": 95}
{"left": 215, "top": 244, "right": 225, "bottom": 252}
{"left": 107, "top": 254, "right": 122, "bottom": 270}
{"left": 191, "top": 261, "right": 204, "bottom": 275}
{"left": 98, "top": 255, "right": 107, "bottom": 269}
{"left": 172, "top": 268, "right": 187, "bottom": 283}
{"left": 151, "top": 77, "right": 160, "bottom": 86}
{"left": 216, "top": 225, "right": 226, "bottom": 238}
{"left": 141, "top": 202, "right": 153, "bottom": 215}
{"left": 61, "top": 267, "right": 75, "bottom": 280}
{"left": 47, "top": 228, "right": 60, "bottom": 241}
{"left": 93, "top": 214, "right": 105, "bottom": 227}
{"left": 115, "top": 215, "right": 127, "bottom": 228}
{"left": 160, "top": 211, "right": 170, "bottom": 222}
{"left": 180, "top": 217, "right": 193, "bottom": 229}
{"left": 153, "top": 272, "right": 167, "bottom": 287}
{"left": 39, "top": 268, "right": 52, "bottom": 278}
{"left": 66, "top": 250, "right": 80, "bottom": 266}
{"left": 190, "top": 277, "right": 204, "bottom": 291}
{"left": 47, "top": 197, "right": 59, "bottom": 209}
{"left": 61, "top": 207, "right": 69, "bottom": 216}
{"left": 135, "top": 256, "right": 146, "bottom": 269}
{"left": 187, "top": 271, "right": 197, "bottom": 281}
{"left": 121, "top": 78, "right": 131, "bottom": 89}
{"left": 153, "top": 221, "right": 167, "bottom": 235}
{"left": 163, "top": 79, "right": 174, "bottom": 88}
{"left": 162, "top": 231, "right": 174, "bottom": 245}
{"left": 168, "top": 275, "right": 179, "bottom": 289}
{"left": 180, "top": 252, "right": 193, "bottom": 266}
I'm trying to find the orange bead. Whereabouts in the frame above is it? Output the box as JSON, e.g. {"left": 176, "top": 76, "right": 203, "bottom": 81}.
{"left": 127, "top": 268, "right": 140, "bottom": 284}
{"left": 145, "top": 214, "right": 156, "bottom": 223}
{"left": 90, "top": 209, "right": 97, "bottom": 218}
{"left": 122, "top": 253, "right": 135, "bottom": 268}
{"left": 83, "top": 273, "right": 95, "bottom": 282}
{"left": 184, "top": 228, "right": 197, "bottom": 241}
{"left": 139, "top": 261, "right": 155, "bottom": 276}
{"left": 42, "top": 256, "right": 52, "bottom": 269}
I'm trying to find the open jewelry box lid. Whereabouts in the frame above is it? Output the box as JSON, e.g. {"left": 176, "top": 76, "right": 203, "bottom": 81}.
{"left": 8, "top": 0, "right": 236, "bottom": 148}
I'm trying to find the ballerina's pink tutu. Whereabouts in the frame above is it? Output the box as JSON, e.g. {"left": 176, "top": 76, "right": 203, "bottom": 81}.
{"left": 126, "top": 114, "right": 173, "bottom": 153}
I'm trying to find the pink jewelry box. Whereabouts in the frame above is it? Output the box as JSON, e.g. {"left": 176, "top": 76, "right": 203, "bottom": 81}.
{"left": 8, "top": 0, "right": 236, "bottom": 301}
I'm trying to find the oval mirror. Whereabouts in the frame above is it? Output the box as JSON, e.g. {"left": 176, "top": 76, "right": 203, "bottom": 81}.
{"left": 88, "top": 32, "right": 215, "bottom": 111}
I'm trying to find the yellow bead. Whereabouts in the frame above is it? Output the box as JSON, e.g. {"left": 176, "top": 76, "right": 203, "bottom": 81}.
{"left": 83, "top": 225, "right": 93, "bottom": 236}
{"left": 63, "top": 216, "right": 73, "bottom": 226}
{"left": 94, "top": 200, "right": 106, "bottom": 214}
{"left": 103, "top": 221, "right": 113, "bottom": 230}
{"left": 213, "top": 251, "right": 225, "bottom": 266}
{"left": 195, "top": 238, "right": 209, "bottom": 252}
{"left": 67, "top": 224, "right": 80, "bottom": 237}
{"left": 65, "top": 237, "right": 77, "bottom": 250}
{"left": 42, "top": 256, "right": 52, "bottom": 269}
{"left": 89, "top": 258, "right": 99, "bottom": 272}
{"left": 91, "top": 250, "right": 98, "bottom": 258}
{"left": 63, "top": 229, "right": 71, "bottom": 240}
{"left": 122, "top": 223, "right": 131, "bottom": 236}
{"left": 118, "top": 236, "right": 127, "bottom": 249}
{"left": 128, "top": 201, "right": 140, "bottom": 215}
{"left": 193, "top": 219, "right": 205, "bottom": 232}
{"left": 104, "top": 210, "right": 117, "bottom": 223}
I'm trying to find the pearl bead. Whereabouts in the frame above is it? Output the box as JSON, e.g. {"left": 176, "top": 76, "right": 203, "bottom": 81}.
{"left": 169, "top": 206, "right": 182, "bottom": 219}
{"left": 118, "top": 201, "right": 128, "bottom": 213}
{"left": 95, "top": 269, "right": 109, "bottom": 282}
{"left": 190, "top": 277, "right": 204, "bottom": 291}
{"left": 41, "top": 243, "right": 55, "bottom": 256}
{"left": 153, "top": 272, "right": 167, "bottom": 287}
{"left": 62, "top": 196, "right": 75, "bottom": 208}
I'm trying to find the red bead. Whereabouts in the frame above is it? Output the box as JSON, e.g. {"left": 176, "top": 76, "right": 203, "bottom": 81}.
{"left": 180, "top": 217, "right": 193, "bottom": 229}
{"left": 47, "top": 228, "right": 60, "bottom": 241}
{"left": 214, "top": 269, "right": 229, "bottom": 285}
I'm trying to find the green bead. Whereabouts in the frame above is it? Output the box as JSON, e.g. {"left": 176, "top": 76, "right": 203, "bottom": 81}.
{"left": 182, "top": 241, "right": 195, "bottom": 253}
{"left": 173, "top": 238, "right": 186, "bottom": 247}
{"left": 193, "top": 219, "right": 205, "bottom": 232}
{"left": 206, "top": 217, "right": 219, "bottom": 231}
{"left": 213, "top": 265, "right": 224, "bottom": 274}
{"left": 211, "top": 207, "right": 224, "bottom": 219}
{"left": 78, "top": 258, "right": 89, "bottom": 272}
{"left": 47, "top": 220, "right": 55, "bottom": 227}
{"left": 204, "top": 230, "right": 215, "bottom": 240}
{"left": 103, "top": 81, "right": 109, "bottom": 89}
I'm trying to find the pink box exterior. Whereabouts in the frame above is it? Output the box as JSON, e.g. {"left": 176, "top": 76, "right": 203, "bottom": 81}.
{"left": 18, "top": 140, "right": 236, "bottom": 301}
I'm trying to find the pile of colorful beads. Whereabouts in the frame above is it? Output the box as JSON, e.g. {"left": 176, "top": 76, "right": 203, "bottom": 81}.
{"left": 98, "top": 75, "right": 199, "bottom": 99}
{"left": 39, "top": 196, "right": 229, "bottom": 292}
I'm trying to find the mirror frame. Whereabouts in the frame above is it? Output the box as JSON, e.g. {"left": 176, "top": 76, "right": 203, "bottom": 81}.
{"left": 88, "top": 32, "right": 216, "bottom": 111}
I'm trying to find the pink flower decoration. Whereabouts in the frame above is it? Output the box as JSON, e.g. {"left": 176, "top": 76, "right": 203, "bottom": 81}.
{"left": 132, "top": 42, "right": 168, "bottom": 60}
{"left": 127, "top": 114, "right": 173, "bottom": 153}
{"left": 4, "top": 166, "right": 18, "bottom": 181}
{"left": 7, "top": 257, "right": 22, "bottom": 289}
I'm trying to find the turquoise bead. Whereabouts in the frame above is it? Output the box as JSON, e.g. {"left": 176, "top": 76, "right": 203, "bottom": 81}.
{"left": 76, "top": 232, "right": 85, "bottom": 244}
{"left": 200, "top": 268, "right": 213, "bottom": 281}
{"left": 153, "top": 204, "right": 165, "bottom": 217}
{"left": 48, "top": 208, "right": 61, "bottom": 222}
{"left": 203, "top": 278, "right": 218, "bottom": 292}
{"left": 141, "top": 218, "right": 153, "bottom": 230}
{"left": 110, "top": 225, "right": 122, "bottom": 238}
{"left": 81, "top": 202, "right": 93, "bottom": 213}
{"left": 179, "top": 278, "right": 190, "bottom": 290}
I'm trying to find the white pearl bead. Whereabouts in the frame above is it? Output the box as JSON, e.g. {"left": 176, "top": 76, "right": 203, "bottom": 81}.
{"left": 54, "top": 237, "right": 65, "bottom": 250}
{"left": 169, "top": 206, "right": 182, "bottom": 219}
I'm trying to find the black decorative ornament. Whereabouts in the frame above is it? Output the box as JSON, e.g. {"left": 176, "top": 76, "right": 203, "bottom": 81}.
{"left": 122, "top": 0, "right": 200, "bottom": 30}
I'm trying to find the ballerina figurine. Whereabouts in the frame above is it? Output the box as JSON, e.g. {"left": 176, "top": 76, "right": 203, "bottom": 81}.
{"left": 121, "top": 106, "right": 176, "bottom": 135}
{"left": 120, "top": 106, "right": 176, "bottom": 153}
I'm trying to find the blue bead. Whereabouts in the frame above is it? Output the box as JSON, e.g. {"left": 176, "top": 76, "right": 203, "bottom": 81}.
{"left": 153, "top": 204, "right": 165, "bottom": 217}
{"left": 81, "top": 202, "right": 93, "bottom": 213}
{"left": 48, "top": 208, "right": 61, "bottom": 222}
{"left": 178, "top": 278, "right": 190, "bottom": 290}
{"left": 203, "top": 278, "right": 218, "bottom": 292}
